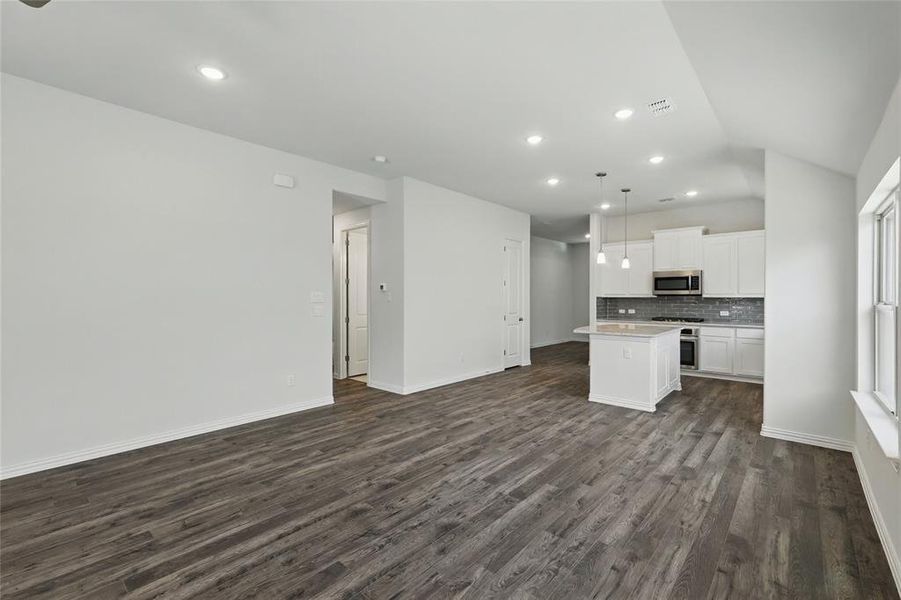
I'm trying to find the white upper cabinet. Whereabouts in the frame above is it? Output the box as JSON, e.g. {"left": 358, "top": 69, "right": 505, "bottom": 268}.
{"left": 598, "top": 243, "right": 627, "bottom": 296}
{"left": 736, "top": 232, "right": 765, "bottom": 296}
{"left": 652, "top": 227, "right": 706, "bottom": 271}
{"left": 702, "top": 235, "right": 737, "bottom": 296}
{"left": 701, "top": 230, "right": 765, "bottom": 298}
{"left": 627, "top": 242, "right": 654, "bottom": 296}
{"left": 597, "top": 240, "right": 653, "bottom": 297}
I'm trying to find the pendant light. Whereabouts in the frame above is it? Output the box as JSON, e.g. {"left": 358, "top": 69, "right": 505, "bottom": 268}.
{"left": 595, "top": 172, "right": 607, "bottom": 264}
{"left": 621, "top": 188, "right": 631, "bottom": 269}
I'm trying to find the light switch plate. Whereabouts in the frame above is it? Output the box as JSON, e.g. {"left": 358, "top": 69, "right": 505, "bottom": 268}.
{"left": 627, "top": 309, "right": 636, "bottom": 314}
{"left": 618, "top": 309, "right": 626, "bottom": 314}
{"left": 719, "top": 310, "right": 730, "bottom": 317}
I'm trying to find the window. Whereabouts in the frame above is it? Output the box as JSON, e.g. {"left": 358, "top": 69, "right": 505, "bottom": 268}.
{"left": 874, "top": 187, "right": 899, "bottom": 417}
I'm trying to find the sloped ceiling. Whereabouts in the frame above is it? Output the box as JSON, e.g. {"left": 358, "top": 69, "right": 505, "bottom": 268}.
{"left": 2, "top": 1, "right": 899, "bottom": 242}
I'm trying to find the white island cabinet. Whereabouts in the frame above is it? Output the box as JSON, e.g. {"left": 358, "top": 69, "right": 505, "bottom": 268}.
{"left": 574, "top": 323, "right": 681, "bottom": 412}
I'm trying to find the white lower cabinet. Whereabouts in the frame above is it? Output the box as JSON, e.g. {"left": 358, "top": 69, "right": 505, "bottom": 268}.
{"left": 698, "top": 327, "right": 764, "bottom": 379}
{"left": 699, "top": 336, "right": 734, "bottom": 374}
{"left": 734, "top": 329, "right": 765, "bottom": 377}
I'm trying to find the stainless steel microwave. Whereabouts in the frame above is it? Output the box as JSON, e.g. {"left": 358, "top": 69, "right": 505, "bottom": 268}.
{"left": 653, "top": 270, "right": 702, "bottom": 295}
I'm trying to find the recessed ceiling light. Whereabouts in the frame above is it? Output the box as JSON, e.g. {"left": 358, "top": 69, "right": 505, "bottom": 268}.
{"left": 600, "top": 203, "right": 611, "bottom": 210}
{"left": 685, "top": 190, "right": 698, "bottom": 197}
{"left": 526, "top": 135, "right": 543, "bottom": 146}
{"left": 648, "top": 155, "right": 665, "bottom": 165}
{"left": 584, "top": 233, "right": 591, "bottom": 239}
{"left": 546, "top": 177, "right": 560, "bottom": 186}
{"left": 614, "top": 108, "right": 634, "bottom": 121}
{"left": 197, "top": 65, "right": 226, "bottom": 81}
{"left": 372, "top": 155, "right": 389, "bottom": 164}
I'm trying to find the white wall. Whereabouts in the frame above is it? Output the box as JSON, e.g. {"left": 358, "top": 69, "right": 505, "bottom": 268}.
{"left": 603, "top": 197, "right": 764, "bottom": 243}
{"left": 368, "top": 178, "right": 406, "bottom": 392}
{"left": 762, "top": 150, "right": 856, "bottom": 447}
{"left": 530, "top": 237, "right": 574, "bottom": 347}
{"left": 402, "top": 178, "right": 530, "bottom": 392}
{"left": 332, "top": 206, "right": 372, "bottom": 378}
{"left": 0, "top": 75, "right": 387, "bottom": 476}
{"left": 858, "top": 80, "right": 900, "bottom": 213}
{"left": 854, "top": 77, "right": 901, "bottom": 591}
{"left": 570, "top": 242, "right": 590, "bottom": 332}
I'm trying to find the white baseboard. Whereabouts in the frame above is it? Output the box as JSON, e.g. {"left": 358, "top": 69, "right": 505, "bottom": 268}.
{"left": 588, "top": 393, "right": 655, "bottom": 413}
{"left": 682, "top": 370, "right": 763, "bottom": 384}
{"left": 530, "top": 338, "right": 571, "bottom": 349}
{"left": 853, "top": 447, "right": 901, "bottom": 594}
{"left": 760, "top": 425, "right": 854, "bottom": 452}
{"left": 401, "top": 367, "right": 504, "bottom": 395}
{"left": 367, "top": 379, "right": 405, "bottom": 394}
{"left": 0, "top": 395, "right": 334, "bottom": 480}
{"left": 530, "top": 338, "right": 588, "bottom": 349}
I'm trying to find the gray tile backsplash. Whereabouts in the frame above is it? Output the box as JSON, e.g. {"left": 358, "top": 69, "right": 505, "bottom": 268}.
{"left": 596, "top": 296, "right": 764, "bottom": 325}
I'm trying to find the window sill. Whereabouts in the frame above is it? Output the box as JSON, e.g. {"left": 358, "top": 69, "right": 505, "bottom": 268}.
{"left": 850, "top": 391, "right": 900, "bottom": 461}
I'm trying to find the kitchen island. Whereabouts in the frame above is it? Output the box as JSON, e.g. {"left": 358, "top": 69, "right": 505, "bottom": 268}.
{"left": 573, "top": 323, "right": 681, "bottom": 412}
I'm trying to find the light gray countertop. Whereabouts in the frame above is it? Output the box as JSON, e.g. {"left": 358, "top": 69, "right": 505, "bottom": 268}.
{"left": 594, "top": 318, "right": 765, "bottom": 329}
{"left": 573, "top": 323, "right": 682, "bottom": 338}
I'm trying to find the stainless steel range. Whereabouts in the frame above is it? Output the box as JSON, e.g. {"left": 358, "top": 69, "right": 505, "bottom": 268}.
{"left": 652, "top": 316, "right": 703, "bottom": 369}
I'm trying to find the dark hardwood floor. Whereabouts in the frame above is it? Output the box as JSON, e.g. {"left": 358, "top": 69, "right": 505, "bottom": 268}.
{"left": 1, "top": 342, "right": 897, "bottom": 599}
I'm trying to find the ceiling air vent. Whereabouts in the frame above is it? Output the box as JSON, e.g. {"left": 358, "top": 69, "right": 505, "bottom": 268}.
{"left": 647, "top": 97, "right": 676, "bottom": 117}
{"left": 658, "top": 197, "right": 675, "bottom": 203}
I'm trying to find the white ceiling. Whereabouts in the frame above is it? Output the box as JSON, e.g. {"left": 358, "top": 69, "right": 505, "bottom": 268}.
{"left": 665, "top": 1, "right": 901, "bottom": 182}
{"left": 2, "top": 1, "right": 898, "bottom": 243}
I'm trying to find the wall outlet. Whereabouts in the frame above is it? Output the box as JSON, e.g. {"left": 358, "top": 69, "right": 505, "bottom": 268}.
{"left": 618, "top": 309, "right": 626, "bottom": 314}
{"left": 622, "top": 346, "right": 632, "bottom": 359}
{"left": 627, "top": 309, "right": 636, "bottom": 314}
{"left": 286, "top": 374, "right": 296, "bottom": 386}
{"left": 719, "top": 310, "right": 730, "bottom": 317}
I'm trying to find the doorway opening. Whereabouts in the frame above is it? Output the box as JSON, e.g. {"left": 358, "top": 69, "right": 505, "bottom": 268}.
{"left": 332, "top": 191, "right": 379, "bottom": 390}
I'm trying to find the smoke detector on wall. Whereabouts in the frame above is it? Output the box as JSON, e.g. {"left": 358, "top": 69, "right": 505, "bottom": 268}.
{"left": 647, "top": 97, "right": 676, "bottom": 117}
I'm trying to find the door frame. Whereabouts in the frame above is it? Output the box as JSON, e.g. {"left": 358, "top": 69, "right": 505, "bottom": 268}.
{"left": 503, "top": 238, "right": 526, "bottom": 368}
{"left": 336, "top": 223, "right": 370, "bottom": 380}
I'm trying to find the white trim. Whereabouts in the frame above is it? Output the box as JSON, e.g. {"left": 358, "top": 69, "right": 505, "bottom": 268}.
{"left": 367, "top": 379, "right": 405, "bottom": 395}
{"left": 530, "top": 338, "right": 573, "bottom": 349}
{"left": 682, "top": 370, "right": 763, "bottom": 385}
{"left": 402, "top": 367, "right": 504, "bottom": 395}
{"left": 0, "top": 396, "right": 334, "bottom": 480}
{"left": 852, "top": 447, "right": 901, "bottom": 594}
{"left": 759, "top": 425, "right": 854, "bottom": 452}
{"left": 851, "top": 391, "right": 900, "bottom": 460}
{"left": 588, "top": 392, "right": 655, "bottom": 413}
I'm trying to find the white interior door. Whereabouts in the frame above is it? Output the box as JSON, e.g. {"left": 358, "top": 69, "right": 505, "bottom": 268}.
{"left": 504, "top": 239, "right": 523, "bottom": 368}
{"left": 347, "top": 228, "right": 368, "bottom": 376}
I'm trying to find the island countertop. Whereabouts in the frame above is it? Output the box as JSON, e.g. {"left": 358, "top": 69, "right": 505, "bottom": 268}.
{"left": 573, "top": 323, "right": 682, "bottom": 338}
